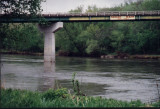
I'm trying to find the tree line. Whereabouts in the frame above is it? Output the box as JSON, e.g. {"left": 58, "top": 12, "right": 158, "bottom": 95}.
{"left": 56, "top": 0, "right": 160, "bottom": 56}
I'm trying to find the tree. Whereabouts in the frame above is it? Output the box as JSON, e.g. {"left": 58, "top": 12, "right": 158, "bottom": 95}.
{"left": 0, "top": 0, "right": 43, "bottom": 16}
{"left": 70, "top": 5, "right": 84, "bottom": 13}
{"left": 0, "top": 0, "right": 45, "bottom": 52}
{"left": 86, "top": 5, "right": 99, "bottom": 12}
{"left": 2, "top": 23, "right": 43, "bottom": 52}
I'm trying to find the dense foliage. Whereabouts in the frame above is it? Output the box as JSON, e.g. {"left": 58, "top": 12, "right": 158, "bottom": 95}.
{"left": 56, "top": 0, "right": 160, "bottom": 56}
{"left": 0, "top": 23, "right": 44, "bottom": 52}
{"left": 0, "top": 0, "right": 43, "bottom": 15}
{"left": 1, "top": 88, "right": 159, "bottom": 108}
{"left": 0, "top": 0, "right": 44, "bottom": 52}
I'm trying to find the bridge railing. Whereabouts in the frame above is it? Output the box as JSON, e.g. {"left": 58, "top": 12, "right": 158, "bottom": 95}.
{"left": 1, "top": 10, "right": 160, "bottom": 17}
{"left": 40, "top": 10, "right": 160, "bottom": 17}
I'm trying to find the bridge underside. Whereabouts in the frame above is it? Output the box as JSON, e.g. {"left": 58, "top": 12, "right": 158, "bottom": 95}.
{"left": 1, "top": 16, "right": 160, "bottom": 23}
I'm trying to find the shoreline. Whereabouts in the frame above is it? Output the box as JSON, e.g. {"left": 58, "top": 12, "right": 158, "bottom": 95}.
{"left": 1, "top": 50, "right": 43, "bottom": 56}
{"left": 1, "top": 50, "right": 160, "bottom": 60}
{"left": 101, "top": 54, "right": 160, "bottom": 60}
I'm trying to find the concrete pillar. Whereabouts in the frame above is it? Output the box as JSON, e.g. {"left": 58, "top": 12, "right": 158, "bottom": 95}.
{"left": 38, "top": 22, "right": 63, "bottom": 62}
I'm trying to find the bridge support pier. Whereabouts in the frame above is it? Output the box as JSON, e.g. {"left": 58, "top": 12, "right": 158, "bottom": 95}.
{"left": 38, "top": 22, "right": 63, "bottom": 62}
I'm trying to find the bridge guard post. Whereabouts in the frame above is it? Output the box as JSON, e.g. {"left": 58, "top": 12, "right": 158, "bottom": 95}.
{"left": 38, "top": 22, "right": 63, "bottom": 62}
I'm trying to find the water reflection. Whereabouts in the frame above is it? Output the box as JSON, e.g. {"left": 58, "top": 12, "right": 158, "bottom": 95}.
{"left": 38, "top": 62, "right": 56, "bottom": 91}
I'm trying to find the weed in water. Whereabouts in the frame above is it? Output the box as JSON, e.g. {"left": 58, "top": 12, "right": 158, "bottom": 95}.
{"left": 71, "top": 72, "right": 85, "bottom": 96}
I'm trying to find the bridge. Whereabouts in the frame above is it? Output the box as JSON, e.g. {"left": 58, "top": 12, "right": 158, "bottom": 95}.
{"left": 1, "top": 10, "right": 160, "bottom": 62}
{"left": 1, "top": 10, "right": 160, "bottom": 22}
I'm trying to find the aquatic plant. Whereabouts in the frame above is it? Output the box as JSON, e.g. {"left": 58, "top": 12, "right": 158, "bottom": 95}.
{"left": 71, "top": 72, "right": 85, "bottom": 96}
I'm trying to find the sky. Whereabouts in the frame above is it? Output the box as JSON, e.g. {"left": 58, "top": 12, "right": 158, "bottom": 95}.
{"left": 41, "top": 0, "right": 131, "bottom": 13}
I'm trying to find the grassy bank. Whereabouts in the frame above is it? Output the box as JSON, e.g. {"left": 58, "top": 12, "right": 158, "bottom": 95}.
{"left": 1, "top": 88, "right": 160, "bottom": 108}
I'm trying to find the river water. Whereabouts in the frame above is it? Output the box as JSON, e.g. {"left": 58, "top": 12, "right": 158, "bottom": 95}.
{"left": 1, "top": 54, "right": 160, "bottom": 103}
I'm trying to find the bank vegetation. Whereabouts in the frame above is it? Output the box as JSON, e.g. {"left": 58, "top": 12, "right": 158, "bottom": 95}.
{"left": 1, "top": 88, "right": 160, "bottom": 108}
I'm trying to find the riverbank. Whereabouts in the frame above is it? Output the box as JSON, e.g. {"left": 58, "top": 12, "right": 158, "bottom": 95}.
{"left": 101, "top": 54, "right": 160, "bottom": 60}
{"left": 0, "top": 50, "right": 43, "bottom": 56}
{"left": 1, "top": 88, "right": 159, "bottom": 108}
{"left": 1, "top": 50, "right": 160, "bottom": 60}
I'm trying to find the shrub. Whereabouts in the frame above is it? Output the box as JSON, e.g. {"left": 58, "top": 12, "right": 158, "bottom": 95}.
{"left": 42, "top": 88, "right": 68, "bottom": 100}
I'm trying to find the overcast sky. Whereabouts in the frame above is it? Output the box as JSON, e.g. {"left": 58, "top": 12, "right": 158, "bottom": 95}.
{"left": 41, "top": 0, "right": 131, "bottom": 13}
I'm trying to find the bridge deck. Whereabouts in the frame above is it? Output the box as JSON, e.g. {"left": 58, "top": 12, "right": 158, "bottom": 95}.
{"left": 0, "top": 10, "right": 160, "bottom": 22}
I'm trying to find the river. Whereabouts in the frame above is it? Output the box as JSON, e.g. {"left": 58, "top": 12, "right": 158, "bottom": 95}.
{"left": 1, "top": 54, "right": 160, "bottom": 103}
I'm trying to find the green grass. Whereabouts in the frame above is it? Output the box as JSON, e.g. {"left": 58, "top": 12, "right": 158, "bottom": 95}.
{"left": 1, "top": 88, "right": 160, "bottom": 108}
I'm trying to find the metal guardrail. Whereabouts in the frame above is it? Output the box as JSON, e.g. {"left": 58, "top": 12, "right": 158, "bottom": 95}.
{"left": 0, "top": 10, "right": 160, "bottom": 17}
{"left": 40, "top": 10, "right": 160, "bottom": 17}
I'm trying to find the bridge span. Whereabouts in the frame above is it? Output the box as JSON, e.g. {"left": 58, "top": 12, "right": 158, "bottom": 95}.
{"left": 1, "top": 10, "right": 160, "bottom": 62}
{"left": 1, "top": 10, "right": 160, "bottom": 22}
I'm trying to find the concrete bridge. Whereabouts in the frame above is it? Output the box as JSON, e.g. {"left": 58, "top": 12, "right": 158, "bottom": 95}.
{"left": 1, "top": 10, "right": 160, "bottom": 22}
{"left": 1, "top": 10, "right": 160, "bottom": 62}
